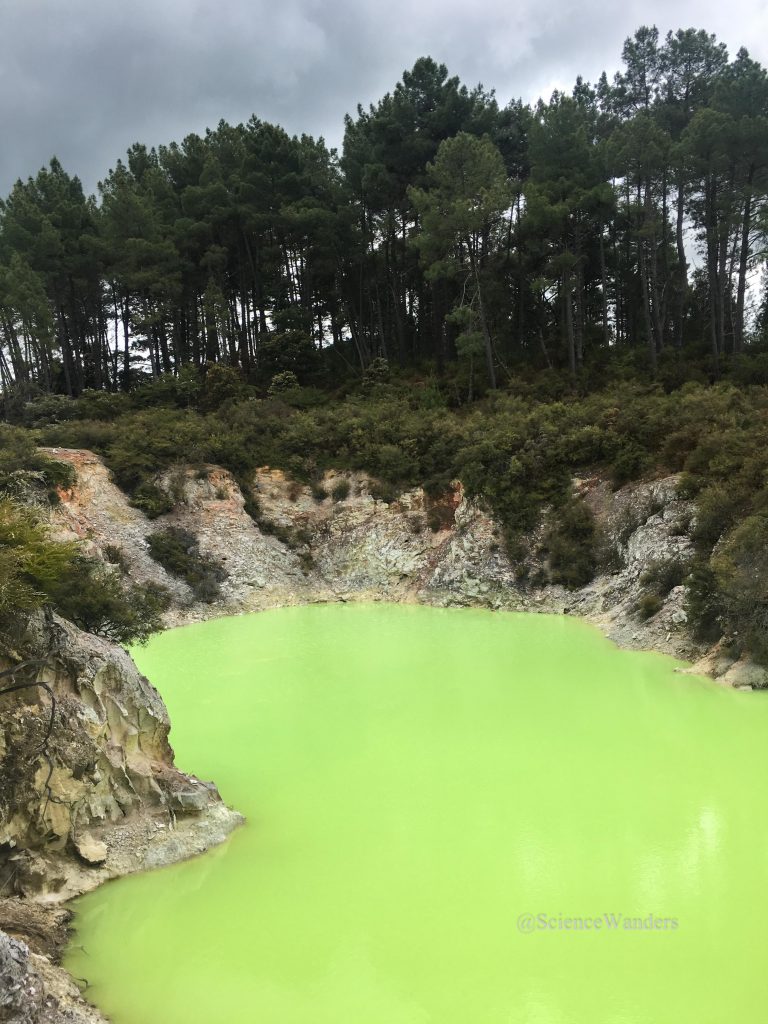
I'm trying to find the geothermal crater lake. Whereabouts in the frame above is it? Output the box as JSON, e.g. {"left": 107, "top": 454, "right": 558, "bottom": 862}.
{"left": 66, "top": 604, "right": 768, "bottom": 1022}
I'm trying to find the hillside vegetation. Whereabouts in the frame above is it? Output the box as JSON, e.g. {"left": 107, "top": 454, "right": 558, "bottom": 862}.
{"left": 0, "top": 367, "right": 767, "bottom": 665}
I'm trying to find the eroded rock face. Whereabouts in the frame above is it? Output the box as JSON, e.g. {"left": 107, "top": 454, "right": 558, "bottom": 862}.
{"left": 0, "top": 604, "right": 243, "bottom": 1017}
{"left": 44, "top": 449, "right": 191, "bottom": 607}
{"left": 45, "top": 448, "right": 716, "bottom": 668}
{"left": 46, "top": 446, "right": 768, "bottom": 684}
{"left": 0, "top": 612, "right": 242, "bottom": 903}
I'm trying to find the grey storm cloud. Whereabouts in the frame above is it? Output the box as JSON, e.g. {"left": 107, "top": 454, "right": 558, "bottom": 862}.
{"left": 1, "top": 0, "right": 767, "bottom": 196}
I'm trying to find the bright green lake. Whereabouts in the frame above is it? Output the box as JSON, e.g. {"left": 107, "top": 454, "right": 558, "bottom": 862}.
{"left": 65, "top": 604, "right": 768, "bottom": 1022}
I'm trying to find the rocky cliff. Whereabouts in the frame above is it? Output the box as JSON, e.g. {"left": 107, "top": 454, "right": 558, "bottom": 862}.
{"left": 0, "top": 604, "right": 241, "bottom": 1022}
{"left": 45, "top": 447, "right": 757, "bottom": 685}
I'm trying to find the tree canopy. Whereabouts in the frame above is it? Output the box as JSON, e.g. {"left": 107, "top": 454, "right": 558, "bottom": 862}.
{"left": 2, "top": 30, "right": 768, "bottom": 404}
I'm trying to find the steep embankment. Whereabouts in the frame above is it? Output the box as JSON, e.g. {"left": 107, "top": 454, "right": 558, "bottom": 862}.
{"left": 0, "top": 605, "right": 241, "bottom": 1022}
{"left": 45, "top": 447, "right": 761, "bottom": 686}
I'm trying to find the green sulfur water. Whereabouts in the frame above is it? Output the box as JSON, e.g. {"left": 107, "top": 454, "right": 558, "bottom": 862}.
{"left": 65, "top": 604, "right": 768, "bottom": 1022}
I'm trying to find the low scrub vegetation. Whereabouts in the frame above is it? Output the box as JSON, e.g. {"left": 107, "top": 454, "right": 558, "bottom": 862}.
{"left": 542, "top": 498, "right": 597, "bottom": 590}
{"left": 331, "top": 479, "right": 351, "bottom": 502}
{"left": 0, "top": 498, "right": 168, "bottom": 646}
{"left": 640, "top": 558, "right": 689, "bottom": 598}
{"left": 636, "top": 593, "right": 664, "bottom": 620}
{"left": 146, "top": 527, "right": 227, "bottom": 603}
{"left": 7, "top": 373, "right": 768, "bottom": 663}
{"left": 710, "top": 516, "right": 768, "bottom": 664}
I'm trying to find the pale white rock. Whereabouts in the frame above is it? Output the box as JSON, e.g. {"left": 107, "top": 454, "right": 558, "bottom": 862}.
{"left": 73, "top": 833, "right": 107, "bottom": 866}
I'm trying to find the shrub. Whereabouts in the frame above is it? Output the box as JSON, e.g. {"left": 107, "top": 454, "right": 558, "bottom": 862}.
{"left": 670, "top": 512, "right": 692, "bottom": 536}
{"left": 684, "top": 563, "right": 724, "bottom": 644}
{"left": 369, "top": 480, "right": 399, "bottom": 504}
{"left": 609, "top": 442, "right": 647, "bottom": 488}
{"left": 0, "top": 498, "right": 78, "bottom": 610}
{"left": 595, "top": 533, "right": 624, "bottom": 574}
{"left": 257, "top": 328, "right": 317, "bottom": 382}
{"left": 639, "top": 558, "right": 689, "bottom": 598}
{"left": 362, "top": 357, "right": 390, "bottom": 390}
{"left": 19, "top": 394, "right": 79, "bottom": 427}
{"left": 711, "top": 515, "right": 768, "bottom": 664}
{"left": 0, "top": 424, "right": 74, "bottom": 501}
{"left": 249, "top": 511, "right": 303, "bottom": 549}
{"left": 331, "top": 479, "right": 351, "bottom": 502}
{"left": 637, "top": 592, "right": 663, "bottom": 620}
{"left": 691, "top": 485, "right": 744, "bottom": 550}
{"left": 47, "top": 558, "right": 170, "bottom": 644}
{"left": 0, "top": 547, "right": 42, "bottom": 637}
{"left": 543, "top": 498, "right": 596, "bottom": 589}
{"left": 199, "top": 364, "right": 250, "bottom": 411}
{"left": 268, "top": 371, "right": 300, "bottom": 396}
{"left": 32, "top": 376, "right": 768, "bottom": 639}
{"left": 69, "top": 389, "right": 130, "bottom": 421}
{"left": 0, "top": 499, "right": 167, "bottom": 645}
{"left": 103, "top": 544, "right": 127, "bottom": 568}
{"left": 132, "top": 481, "right": 175, "bottom": 519}
{"left": 146, "top": 527, "right": 226, "bottom": 603}
{"left": 408, "top": 514, "right": 423, "bottom": 535}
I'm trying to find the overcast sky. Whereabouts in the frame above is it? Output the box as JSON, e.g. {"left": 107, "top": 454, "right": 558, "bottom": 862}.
{"left": 1, "top": 0, "right": 767, "bottom": 197}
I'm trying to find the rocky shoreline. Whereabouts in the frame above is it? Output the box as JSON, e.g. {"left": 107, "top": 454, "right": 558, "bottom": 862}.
{"left": 0, "top": 605, "right": 242, "bottom": 1023}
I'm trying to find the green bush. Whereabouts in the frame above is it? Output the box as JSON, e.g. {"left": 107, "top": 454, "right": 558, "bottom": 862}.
{"left": 639, "top": 558, "right": 689, "bottom": 598}
{"left": 684, "top": 563, "right": 724, "bottom": 645}
{"left": 543, "top": 498, "right": 596, "bottom": 590}
{"left": 256, "top": 327, "right": 317, "bottom": 383}
{"left": 691, "top": 485, "right": 744, "bottom": 550}
{"left": 103, "top": 544, "right": 127, "bottom": 568}
{"left": 0, "top": 546, "right": 42, "bottom": 632}
{"left": 609, "top": 441, "right": 647, "bottom": 488}
{"left": 369, "top": 480, "right": 400, "bottom": 505}
{"left": 362, "top": 357, "right": 390, "bottom": 390}
{"left": 47, "top": 558, "right": 170, "bottom": 644}
{"left": 146, "top": 527, "right": 226, "bottom": 603}
{"left": 29, "top": 375, "right": 768, "bottom": 668}
{"left": 132, "top": 481, "right": 175, "bottom": 519}
{"left": 198, "top": 364, "right": 250, "bottom": 412}
{"left": 711, "top": 515, "right": 768, "bottom": 664}
{"left": 268, "top": 371, "right": 300, "bottom": 396}
{"left": 18, "top": 394, "right": 79, "bottom": 427}
{"left": 331, "top": 479, "right": 351, "bottom": 502}
{"left": 636, "top": 592, "right": 663, "bottom": 620}
{"left": 0, "top": 499, "right": 167, "bottom": 645}
{"left": 0, "top": 424, "right": 74, "bottom": 501}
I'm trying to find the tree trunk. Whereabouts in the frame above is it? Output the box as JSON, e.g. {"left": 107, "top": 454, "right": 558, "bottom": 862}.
{"left": 599, "top": 231, "right": 611, "bottom": 350}
{"left": 675, "top": 173, "right": 687, "bottom": 348}
{"left": 705, "top": 176, "right": 721, "bottom": 364}
{"left": 563, "top": 266, "right": 576, "bottom": 381}
{"left": 639, "top": 244, "right": 657, "bottom": 375}
{"left": 470, "top": 253, "right": 496, "bottom": 390}
{"left": 735, "top": 165, "right": 755, "bottom": 353}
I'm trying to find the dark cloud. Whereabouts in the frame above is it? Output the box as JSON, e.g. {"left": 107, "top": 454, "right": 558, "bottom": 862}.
{"left": 1, "top": 0, "right": 766, "bottom": 195}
